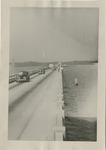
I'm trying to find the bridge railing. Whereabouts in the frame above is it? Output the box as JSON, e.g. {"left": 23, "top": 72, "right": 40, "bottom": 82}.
{"left": 9, "top": 74, "right": 18, "bottom": 84}
{"left": 54, "top": 67, "right": 66, "bottom": 141}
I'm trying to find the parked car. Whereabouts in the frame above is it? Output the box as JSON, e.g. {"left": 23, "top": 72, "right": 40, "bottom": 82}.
{"left": 38, "top": 69, "right": 45, "bottom": 75}
{"left": 16, "top": 71, "right": 30, "bottom": 82}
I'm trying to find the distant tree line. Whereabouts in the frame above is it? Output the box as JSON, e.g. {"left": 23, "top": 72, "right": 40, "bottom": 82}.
{"left": 9, "top": 61, "right": 50, "bottom": 67}
{"left": 64, "top": 60, "right": 98, "bottom": 65}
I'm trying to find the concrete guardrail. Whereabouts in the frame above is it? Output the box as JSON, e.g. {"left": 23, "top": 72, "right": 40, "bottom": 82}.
{"left": 54, "top": 67, "right": 66, "bottom": 141}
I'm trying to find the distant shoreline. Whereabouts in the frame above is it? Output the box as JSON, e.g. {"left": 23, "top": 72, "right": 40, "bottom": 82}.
{"left": 9, "top": 61, "right": 98, "bottom": 67}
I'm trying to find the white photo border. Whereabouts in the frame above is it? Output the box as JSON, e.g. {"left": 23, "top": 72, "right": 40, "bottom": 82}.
{"left": 1, "top": 0, "right": 105, "bottom": 150}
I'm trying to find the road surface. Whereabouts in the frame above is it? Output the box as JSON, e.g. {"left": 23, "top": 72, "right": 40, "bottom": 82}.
{"left": 9, "top": 69, "right": 61, "bottom": 141}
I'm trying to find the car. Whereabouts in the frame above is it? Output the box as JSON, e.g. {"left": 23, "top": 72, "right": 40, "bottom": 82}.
{"left": 38, "top": 69, "right": 45, "bottom": 75}
{"left": 16, "top": 71, "right": 30, "bottom": 82}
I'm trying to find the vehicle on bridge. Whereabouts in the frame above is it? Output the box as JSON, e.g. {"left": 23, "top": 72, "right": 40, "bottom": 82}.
{"left": 16, "top": 71, "right": 30, "bottom": 82}
{"left": 38, "top": 68, "right": 45, "bottom": 75}
{"left": 49, "top": 64, "right": 54, "bottom": 69}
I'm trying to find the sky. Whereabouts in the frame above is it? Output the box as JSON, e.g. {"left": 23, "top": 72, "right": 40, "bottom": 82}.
{"left": 10, "top": 8, "right": 99, "bottom": 62}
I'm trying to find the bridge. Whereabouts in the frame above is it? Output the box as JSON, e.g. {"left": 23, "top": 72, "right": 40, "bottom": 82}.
{"left": 8, "top": 67, "right": 66, "bottom": 141}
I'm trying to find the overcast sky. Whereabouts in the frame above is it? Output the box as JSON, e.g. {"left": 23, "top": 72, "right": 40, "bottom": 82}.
{"left": 10, "top": 8, "right": 99, "bottom": 62}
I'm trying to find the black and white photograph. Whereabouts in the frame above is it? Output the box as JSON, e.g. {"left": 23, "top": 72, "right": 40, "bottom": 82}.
{"left": 8, "top": 7, "right": 99, "bottom": 141}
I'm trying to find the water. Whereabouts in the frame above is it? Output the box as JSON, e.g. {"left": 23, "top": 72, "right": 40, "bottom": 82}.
{"left": 64, "top": 117, "right": 97, "bottom": 141}
{"left": 62, "top": 64, "right": 97, "bottom": 141}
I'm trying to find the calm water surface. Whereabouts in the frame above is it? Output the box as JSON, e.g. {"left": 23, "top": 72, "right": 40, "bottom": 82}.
{"left": 62, "top": 64, "right": 97, "bottom": 141}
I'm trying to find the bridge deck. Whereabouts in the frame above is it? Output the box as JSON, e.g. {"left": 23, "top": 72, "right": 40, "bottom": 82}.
{"left": 9, "top": 70, "right": 63, "bottom": 141}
